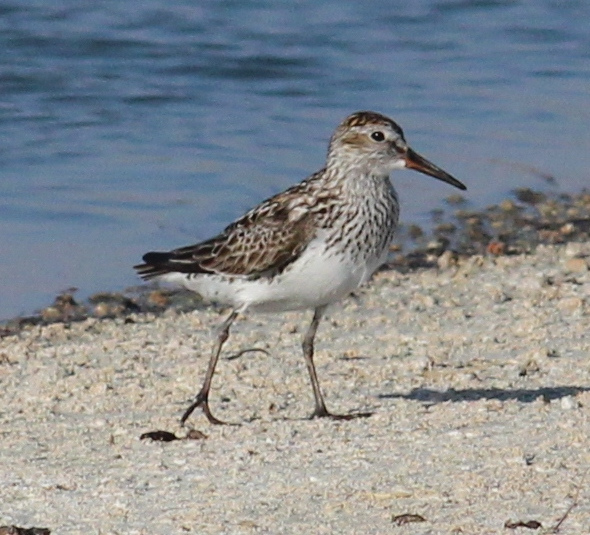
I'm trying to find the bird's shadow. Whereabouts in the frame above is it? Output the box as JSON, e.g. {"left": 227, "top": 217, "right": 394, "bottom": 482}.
{"left": 379, "top": 386, "right": 590, "bottom": 404}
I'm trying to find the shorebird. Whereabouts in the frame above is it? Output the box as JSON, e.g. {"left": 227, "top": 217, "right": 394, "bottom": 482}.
{"left": 135, "top": 111, "right": 466, "bottom": 425}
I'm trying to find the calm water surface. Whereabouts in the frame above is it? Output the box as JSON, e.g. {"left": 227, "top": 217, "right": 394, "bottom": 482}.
{"left": 1, "top": 0, "right": 589, "bottom": 319}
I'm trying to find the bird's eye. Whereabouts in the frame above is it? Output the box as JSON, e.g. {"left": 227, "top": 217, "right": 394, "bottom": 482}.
{"left": 371, "top": 131, "right": 385, "bottom": 142}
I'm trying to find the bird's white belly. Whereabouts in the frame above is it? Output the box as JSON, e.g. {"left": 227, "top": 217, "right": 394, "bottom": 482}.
{"left": 162, "top": 239, "right": 386, "bottom": 313}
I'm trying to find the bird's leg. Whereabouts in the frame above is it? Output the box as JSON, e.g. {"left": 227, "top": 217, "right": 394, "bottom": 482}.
{"left": 181, "top": 309, "right": 239, "bottom": 426}
{"left": 303, "top": 306, "right": 351, "bottom": 420}
{"left": 302, "top": 306, "right": 372, "bottom": 421}
{"left": 302, "top": 306, "right": 331, "bottom": 418}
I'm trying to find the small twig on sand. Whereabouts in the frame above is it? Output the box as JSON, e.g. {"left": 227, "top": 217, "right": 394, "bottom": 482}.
{"left": 548, "top": 470, "right": 587, "bottom": 533}
{"left": 226, "top": 347, "right": 270, "bottom": 360}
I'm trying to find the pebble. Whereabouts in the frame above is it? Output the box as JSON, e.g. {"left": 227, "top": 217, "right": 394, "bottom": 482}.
{"left": 560, "top": 396, "right": 577, "bottom": 410}
{"left": 556, "top": 297, "right": 584, "bottom": 312}
{"left": 437, "top": 249, "right": 457, "bottom": 270}
{"left": 564, "top": 257, "right": 588, "bottom": 273}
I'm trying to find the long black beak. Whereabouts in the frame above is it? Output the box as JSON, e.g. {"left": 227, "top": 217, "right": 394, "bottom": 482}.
{"left": 405, "top": 147, "right": 466, "bottom": 190}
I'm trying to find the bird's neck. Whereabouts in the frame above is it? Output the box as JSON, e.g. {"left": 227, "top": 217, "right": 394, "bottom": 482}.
{"left": 323, "top": 161, "right": 392, "bottom": 197}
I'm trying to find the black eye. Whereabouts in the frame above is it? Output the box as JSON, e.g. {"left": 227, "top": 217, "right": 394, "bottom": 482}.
{"left": 371, "top": 131, "right": 385, "bottom": 142}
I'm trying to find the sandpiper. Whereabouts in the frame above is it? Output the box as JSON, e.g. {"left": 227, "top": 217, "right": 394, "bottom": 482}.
{"left": 135, "top": 111, "right": 466, "bottom": 425}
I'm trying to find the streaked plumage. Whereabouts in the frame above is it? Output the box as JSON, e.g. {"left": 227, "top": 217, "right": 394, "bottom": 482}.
{"left": 135, "top": 111, "right": 466, "bottom": 425}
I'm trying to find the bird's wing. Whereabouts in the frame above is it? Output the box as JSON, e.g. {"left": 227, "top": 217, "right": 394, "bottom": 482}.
{"left": 135, "top": 180, "right": 322, "bottom": 280}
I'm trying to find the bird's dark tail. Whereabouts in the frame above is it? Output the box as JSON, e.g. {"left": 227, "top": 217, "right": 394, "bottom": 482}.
{"left": 134, "top": 252, "right": 176, "bottom": 280}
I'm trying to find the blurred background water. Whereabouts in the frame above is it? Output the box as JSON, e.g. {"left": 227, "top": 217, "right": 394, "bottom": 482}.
{"left": 1, "top": 0, "right": 589, "bottom": 320}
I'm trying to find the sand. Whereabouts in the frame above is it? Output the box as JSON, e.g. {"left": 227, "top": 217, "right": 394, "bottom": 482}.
{"left": 1, "top": 243, "right": 589, "bottom": 534}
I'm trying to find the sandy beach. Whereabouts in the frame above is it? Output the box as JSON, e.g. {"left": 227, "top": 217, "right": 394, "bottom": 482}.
{"left": 1, "top": 242, "right": 589, "bottom": 534}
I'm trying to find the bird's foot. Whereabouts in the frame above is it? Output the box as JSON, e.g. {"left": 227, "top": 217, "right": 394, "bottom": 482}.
{"left": 309, "top": 406, "right": 373, "bottom": 421}
{"left": 180, "top": 392, "right": 235, "bottom": 426}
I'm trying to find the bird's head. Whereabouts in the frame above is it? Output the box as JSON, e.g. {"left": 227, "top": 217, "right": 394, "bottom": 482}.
{"left": 327, "top": 111, "right": 466, "bottom": 191}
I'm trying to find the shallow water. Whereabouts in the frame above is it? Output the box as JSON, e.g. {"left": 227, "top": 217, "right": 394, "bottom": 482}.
{"left": 1, "top": 0, "right": 589, "bottom": 319}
